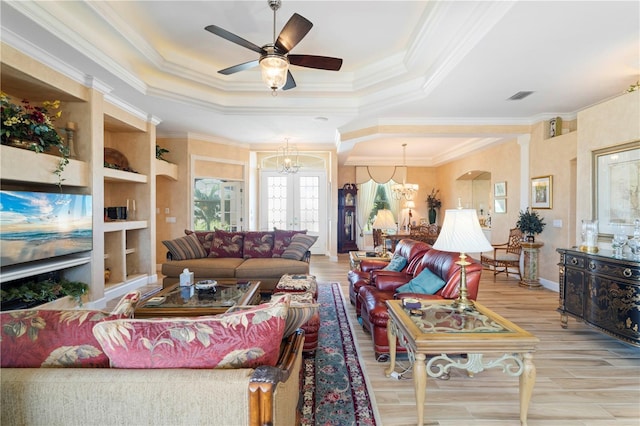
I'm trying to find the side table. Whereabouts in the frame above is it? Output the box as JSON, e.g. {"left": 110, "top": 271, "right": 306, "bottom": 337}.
{"left": 520, "top": 241, "right": 544, "bottom": 288}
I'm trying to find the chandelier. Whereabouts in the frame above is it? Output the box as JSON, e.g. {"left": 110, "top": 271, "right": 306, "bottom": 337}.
{"left": 276, "top": 138, "right": 300, "bottom": 174}
{"left": 391, "top": 144, "right": 419, "bottom": 200}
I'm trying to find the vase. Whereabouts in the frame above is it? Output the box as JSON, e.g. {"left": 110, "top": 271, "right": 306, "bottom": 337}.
{"left": 428, "top": 208, "right": 437, "bottom": 224}
{"left": 527, "top": 235, "right": 535, "bottom": 242}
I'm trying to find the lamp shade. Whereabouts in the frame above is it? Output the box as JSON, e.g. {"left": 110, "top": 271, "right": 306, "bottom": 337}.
{"left": 260, "top": 54, "right": 289, "bottom": 90}
{"left": 372, "top": 209, "right": 396, "bottom": 230}
{"left": 433, "top": 209, "right": 492, "bottom": 253}
{"left": 405, "top": 201, "right": 416, "bottom": 209}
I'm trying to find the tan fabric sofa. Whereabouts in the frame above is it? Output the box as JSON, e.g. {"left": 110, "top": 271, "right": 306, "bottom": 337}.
{"left": 0, "top": 330, "right": 304, "bottom": 426}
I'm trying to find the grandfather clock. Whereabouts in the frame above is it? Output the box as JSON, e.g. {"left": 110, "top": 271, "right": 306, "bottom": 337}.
{"left": 338, "top": 183, "right": 359, "bottom": 253}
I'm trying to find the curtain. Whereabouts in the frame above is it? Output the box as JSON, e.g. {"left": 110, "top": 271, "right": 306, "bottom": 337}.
{"left": 383, "top": 181, "right": 400, "bottom": 232}
{"left": 355, "top": 180, "right": 378, "bottom": 249}
{"left": 355, "top": 166, "right": 406, "bottom": 184}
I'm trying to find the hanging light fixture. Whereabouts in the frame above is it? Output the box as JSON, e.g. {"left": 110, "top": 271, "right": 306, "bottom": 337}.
{"left": 391, "top": 143, "right": 419, "bottom": 200}
{"left": 276, "top": 138, "right": 300, "bottom": 174}
{"left": 260, "top": 0, "right": 289, "bottom": 95}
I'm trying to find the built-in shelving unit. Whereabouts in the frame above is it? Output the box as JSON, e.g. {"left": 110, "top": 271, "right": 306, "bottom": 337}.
{"left": 0, "top": 44, "right": 158, "bottom": 309}
{"left": 155, "top": 159, "right": 178, "bottom": 181}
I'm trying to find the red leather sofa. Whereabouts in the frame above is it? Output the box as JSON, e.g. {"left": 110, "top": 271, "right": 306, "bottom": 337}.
{"left": 357, "top": 247, "right": 483, "bottom": 359}
{"left": 347, "top": 239, "right": 431, "bottom": 315}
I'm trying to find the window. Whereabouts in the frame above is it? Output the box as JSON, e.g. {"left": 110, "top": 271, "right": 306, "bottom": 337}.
{"left": 366, "top": 184, "right": 392, "bottom": 230}
{"left": 193, "top": 178, "right": 243, "bottom": 231}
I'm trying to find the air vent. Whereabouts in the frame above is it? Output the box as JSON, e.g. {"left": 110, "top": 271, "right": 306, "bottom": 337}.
{"left": 507, "top": 91, "right": 534, "bottom": 101}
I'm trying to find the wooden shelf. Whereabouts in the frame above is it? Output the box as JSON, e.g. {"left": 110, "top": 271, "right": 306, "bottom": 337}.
{"left": 103, "top": 220, "right": 148, "bottom": 232}
{"left": 0, "top": 254, "right": 91, "bottom": 284}
{"left": 103, "top": 167, "right": 148, "bottom": 183}
{"left": 1, "top": 145, "right": 89, "bottom": 187}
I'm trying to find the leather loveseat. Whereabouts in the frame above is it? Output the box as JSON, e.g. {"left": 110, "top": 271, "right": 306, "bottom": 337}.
{"left": 357, "top": 245, "right": 483, "bottom": 358}
{"left": 347, "top": 239, "right": 431, "bottom": 315}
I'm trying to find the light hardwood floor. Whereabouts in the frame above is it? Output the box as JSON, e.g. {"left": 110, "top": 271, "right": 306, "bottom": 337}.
{"left": 123, "top": 255, "right": 639, "bottom": 425}
{"left": 313, "top": 254, "right": 640, "bottom": 426}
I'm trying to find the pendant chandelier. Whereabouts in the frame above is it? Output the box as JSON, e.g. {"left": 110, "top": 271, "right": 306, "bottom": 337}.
{"left": 276, "top": 138, "right": 300, "bottom": 174}
{"left": 391, "top": 144, "right": 419, "bottom": 200}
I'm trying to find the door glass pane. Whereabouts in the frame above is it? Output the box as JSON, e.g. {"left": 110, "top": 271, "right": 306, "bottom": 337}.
{"left": 299, "top": 176, "right": 319, "bottom": 232}
{"left": 267, "top": 176, "right": 288, "bottom": 229}
{"left": 194, "top": 179, "right": 242, "bottom": 231}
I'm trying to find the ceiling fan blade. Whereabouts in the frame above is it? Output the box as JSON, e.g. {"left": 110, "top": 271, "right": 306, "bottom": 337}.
{"left": 275, "top": 13, "right": 313, "bottom": 53}
{"left": 288, "top": 55, "right": 343, "bottom": 71}
{"left": 205, "top": 25, "right": 264, "bottom": 55}
{"left": 218, "top": 60, "right": 260, "bottom": 75}
{"left": 282, "top": 71, "right": 296, "bottom": 90}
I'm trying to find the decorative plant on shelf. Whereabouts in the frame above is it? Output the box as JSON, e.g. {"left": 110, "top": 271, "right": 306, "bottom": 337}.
{"left": 516, "top": 207, "right": 546, "bottom": 241}
{"left": 156, "top": 144, "right": 170, "bottom": 161}
{"left": 0, "top": 278, "right": 88, "bottom": 310}
{"left": 1, "top": 92, "right": 70, "bottom": 187}
{"left": 426, "top": 188, "right": 441, "bottom": 224}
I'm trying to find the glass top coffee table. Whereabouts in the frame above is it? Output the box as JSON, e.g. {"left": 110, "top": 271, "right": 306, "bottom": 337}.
{"left": 385, "top": 299, "right": 539, "bottom": 426}
{"left": 134, "top": 280, "right": 261, "bottom": 318}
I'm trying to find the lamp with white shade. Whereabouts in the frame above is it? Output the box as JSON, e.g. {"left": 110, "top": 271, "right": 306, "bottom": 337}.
{"left": 432, "top": 208, "right": 492, "bottom": 311}
{"left": 372, "top": 209, "right": 396, "bottom": 257}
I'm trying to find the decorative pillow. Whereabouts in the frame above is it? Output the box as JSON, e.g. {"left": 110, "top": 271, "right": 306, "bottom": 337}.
{"left": 395, "top": 268, "right": 446, "bottom": 295}
{"left": 209, "top": 230, "right": 244, "bottom": 258}
{"left": 162, "top": 233, "right": 208, "bottom": 260}
{"left": 272, "top": 229, "right": 307, "bottom": 257}
{"left": 382, "top": 253, "right": 408, "bottom": 272}
{"left": 184, "top": 229, "right": 215, "bottom": 254}
{"left": 0, "top": 291, "right": 139, "bottom": 368}
{"left": 243, "top": 231, "right": 274, "bottom": 259}
{"left": 282, "top": 234, "right": 317, "bottom": 260}
{"left": 93, "top": 296, "right": 288, "bottom": 369}
{"left": 283, "top": 302, "right": 319, "bottom": 337}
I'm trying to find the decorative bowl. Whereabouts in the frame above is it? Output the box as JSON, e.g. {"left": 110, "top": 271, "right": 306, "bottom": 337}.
{"left": 403, "top": 298, "right": 421, "bottom": 310}
{"left": 195, "top": 280, "right": 217, "bottom": 290}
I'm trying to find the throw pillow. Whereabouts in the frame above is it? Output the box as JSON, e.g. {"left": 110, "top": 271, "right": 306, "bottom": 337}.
{"left": 282, "top": 234, "right": 317, "bottom": 260}
{"left": 272, "top": 229, "right": 307, "bottom": 257}
{"left": 0, "top": 291, "right": 139, "bottom": 368}
{"left": 93, "top": 296, "right": 288, "bottom": 369}
{"left": 395, "top": 268, "right": 446, "bottom": 295}
{"left": 243, "top": 231, "right": 274, "bottom": 259}
{"left": 382, "top": 253, "right": 407, "bottom": 272}
{"left": 209, "top": 230, "right": 244, "bottom": 258}
{"left": 162, "top": 233, "right": 208, "bottom": 260}
{"left": 184, "top": 229, "right": 215, "bottom": 254}
{"left": 283, "top": 302, "right": 320, "bottom": 337}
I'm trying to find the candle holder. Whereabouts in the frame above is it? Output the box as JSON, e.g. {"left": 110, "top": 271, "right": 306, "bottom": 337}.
{"left": 63, "top": 123, "right": 78, "bottom": 159}
{"left": 579, "top": 220, "right": 598, "bottom": 253}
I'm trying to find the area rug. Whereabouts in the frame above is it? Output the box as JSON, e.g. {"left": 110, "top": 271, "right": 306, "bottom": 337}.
{"left": 300, "top": 282, "right": 379, "bottom": 426}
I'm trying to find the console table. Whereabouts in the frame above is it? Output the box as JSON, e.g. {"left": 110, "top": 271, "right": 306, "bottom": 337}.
{"left": 557, "top": 248, "right": 640, "bottom": 347}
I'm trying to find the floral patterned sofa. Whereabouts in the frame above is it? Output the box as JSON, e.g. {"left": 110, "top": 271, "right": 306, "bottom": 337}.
{"left": 161, "top": 229, "right": 315, "bottom": 291}
{"left": 0, "top": 292, "right": 306, "bottom": 425}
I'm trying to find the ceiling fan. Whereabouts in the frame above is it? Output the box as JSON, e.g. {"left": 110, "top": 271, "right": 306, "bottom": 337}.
{"left": 205, "top": 0, "right": 343, "bottom": 93}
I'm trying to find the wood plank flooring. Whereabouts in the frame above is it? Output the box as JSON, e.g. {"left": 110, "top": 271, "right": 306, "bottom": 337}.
{"left": 312, "top": 254, "right": 640, "bottom": 426}
{"left": 117, "top": 254, "right": 639, "bottom": 425}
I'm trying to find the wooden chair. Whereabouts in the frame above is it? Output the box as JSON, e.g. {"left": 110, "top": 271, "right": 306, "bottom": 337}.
{"left": 480, "top": 228, "right": 523, "bottom": 280}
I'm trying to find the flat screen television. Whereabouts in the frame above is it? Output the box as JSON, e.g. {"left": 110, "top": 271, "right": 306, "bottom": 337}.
{"left": 0, "top": 190, "right": 93, "bottom": 267}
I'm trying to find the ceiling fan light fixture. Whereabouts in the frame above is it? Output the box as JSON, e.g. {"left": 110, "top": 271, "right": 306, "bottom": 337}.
{"left": 260, "top": 52, "right": 289, "bottom": 92}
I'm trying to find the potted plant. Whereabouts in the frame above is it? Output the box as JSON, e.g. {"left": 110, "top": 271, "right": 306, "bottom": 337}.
{"left": 1, "top": 92, "right": 70, "bottom": 187}
{"left": 426, "top": 188, "right": 441, "bottom": 224}
{"left": 156, "top": 144, "right": 170, "bottom": 161}
{"left": 516, "top": 207, "right": 546, "bottom": 242}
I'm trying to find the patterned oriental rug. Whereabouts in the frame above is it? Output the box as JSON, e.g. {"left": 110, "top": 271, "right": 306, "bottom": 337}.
{"left": 299, "top": 282, "right": 379, "bottom": 426}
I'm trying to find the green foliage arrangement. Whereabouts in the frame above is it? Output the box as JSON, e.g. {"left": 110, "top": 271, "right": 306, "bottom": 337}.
{"left": 0, "top": 278, "right": 88, "bottom": 307}
{"left": 426, "top": 188, "right": 441, "bottom": 209}
{"left": 516, "top": 207, "right": 546, "bottom": 236}
{"left": 156, "top": 144, "right": 170, "bottom": 161}
{"left": 1, "top": 92, "right": 70, "bottom": 187}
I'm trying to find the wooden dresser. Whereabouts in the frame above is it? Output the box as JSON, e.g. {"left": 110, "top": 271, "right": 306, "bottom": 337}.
{"left": 557, "top": 248, "right": 640, "bottom": 347}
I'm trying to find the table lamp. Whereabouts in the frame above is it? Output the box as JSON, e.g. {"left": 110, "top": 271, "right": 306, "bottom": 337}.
{"left": 372, "top": 209, "right": 396, "bottom": 257}
{"left": 432, "top": 208, "right": 492, "bottom": 311}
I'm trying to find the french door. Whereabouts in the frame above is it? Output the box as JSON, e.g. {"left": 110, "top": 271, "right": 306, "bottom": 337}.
{"left": 260, "top": 170, "right": 327, "bottom": 254}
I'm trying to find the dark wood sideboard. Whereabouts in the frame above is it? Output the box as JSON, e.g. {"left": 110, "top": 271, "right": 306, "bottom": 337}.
{"left": 557, "top": 248, "right": 640, "bottom": 347}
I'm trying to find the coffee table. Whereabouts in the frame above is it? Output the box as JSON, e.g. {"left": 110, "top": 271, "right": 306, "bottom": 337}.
{"left": 385, "top": 299, "right": 539, "bottom": 426}
{"left": 134, "top": 280, "right": 261, "bottom": 318}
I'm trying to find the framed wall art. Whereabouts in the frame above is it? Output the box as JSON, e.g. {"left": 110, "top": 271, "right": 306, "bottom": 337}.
{"left": 494, "top": 181, "right": 507, "bottom": 197}
{"left": 531, "top": 175, "right": 552, "bottom": 209}
{"left": 494, "top": 198, "right": 506, "bottom": 214}
{"left": 594, "top": 142, "right": 640, "bottom": 235}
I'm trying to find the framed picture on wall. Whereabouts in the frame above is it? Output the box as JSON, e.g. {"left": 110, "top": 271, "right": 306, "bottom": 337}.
{"left": 594, "top": 142, "right": 640, "bottom": 235}
{"left": 531, "top": 176, "right": 553, "bottom": 209}
{"left": 494, "top": 181, "right": 506, "bottom": 197}
{"left": 494, "top": 198, "right": 506, "bottom": 214}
